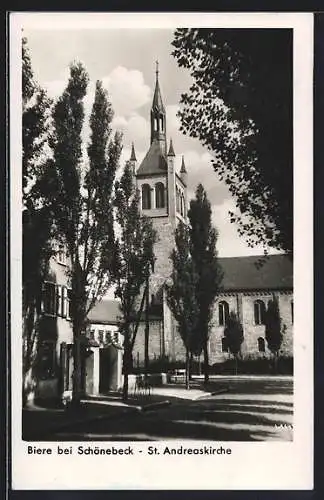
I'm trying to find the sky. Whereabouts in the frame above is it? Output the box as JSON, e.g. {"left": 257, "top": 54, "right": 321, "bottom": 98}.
{"left": 23, "top": 26, "right": 280, "bottom": 257}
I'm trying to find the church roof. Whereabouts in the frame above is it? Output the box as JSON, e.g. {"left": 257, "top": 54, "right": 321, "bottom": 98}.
{"left": 152, "top": 76, "right": 165, "bottom": 112}
{"left": 136, "top": 140, "right": 168, "bottom": 176}
{"left": 218, "top": 254, "right": 293, "bottom": 292}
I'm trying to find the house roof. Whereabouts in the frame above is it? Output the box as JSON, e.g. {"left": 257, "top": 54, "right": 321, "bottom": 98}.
{"left": 88, "top": 299, "right": 122, "bottom": 325}
{"left": 136, "top": 140, "right": 168, "bottom": 177}
{"left": 218, "top": 254, "right": 293, "bottom": 292}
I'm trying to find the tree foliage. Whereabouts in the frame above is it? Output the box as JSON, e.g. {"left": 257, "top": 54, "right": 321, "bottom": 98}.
{"left": 48, "top": 64, "right": 122, "bottom": 402}
{"left": 166, "top": 221, "right": 199, "bottom": 389}
{"left": 224, "top": 311, "right": 244, "bottom": 374}
{"left": 22, "top": 37, "right": 53, "bottom": 405}
{"left": 188, "top": 183, "right": 223, "bottom": 383}
{"left": 172, "top": 29, "right": 293, "bottom": 255}
{"left": 113, "top": 162, "right": 157, "bottom": 400}
{"left": 265, "top": 296, "right": 283, "bottom": 357}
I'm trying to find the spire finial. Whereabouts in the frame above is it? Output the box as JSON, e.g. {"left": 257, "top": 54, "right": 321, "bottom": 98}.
{"left": 155, "top": 60, "right": 159, "bottom": 81}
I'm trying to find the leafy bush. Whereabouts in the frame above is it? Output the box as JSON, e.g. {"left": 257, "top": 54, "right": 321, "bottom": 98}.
{"left": 210, "top": 355, "right": 293, "bottom": 375}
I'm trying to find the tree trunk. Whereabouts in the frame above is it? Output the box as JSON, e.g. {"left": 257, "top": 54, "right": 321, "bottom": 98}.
{"left": 189, "top": 351, "right": 194, "bottom": 380}
{"left": 144, "top": 277, "right": 150, "bottom": 380}
{"left": 203, "top": 341, "right": 209, "bottom": 385}
{"left": 185, "top": 348, "right": 190, "bottom": 390}
{"left": 72, "top": 332, "right": 82, "bottom": 406}
{"left": 122, "top": 328, "right": 131, "bottom": 401}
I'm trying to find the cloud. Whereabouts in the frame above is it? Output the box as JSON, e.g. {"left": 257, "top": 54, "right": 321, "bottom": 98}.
{"left": 112, "top": 113, "right": 150, "bottom": 151}
{"left": 102, "top": 66, "right": 151, "bottom": 116}
{"left": 212, "top": 199, "right": 281, "bottom": 257}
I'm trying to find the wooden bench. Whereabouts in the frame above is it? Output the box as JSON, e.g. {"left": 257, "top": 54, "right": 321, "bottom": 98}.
{"left": 169, "top": 369, "right": 186, "bottom": 383}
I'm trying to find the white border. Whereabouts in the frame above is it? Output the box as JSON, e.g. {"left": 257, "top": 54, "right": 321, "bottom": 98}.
{"left": 10, "top": 12, "right": 313, "bottom": 490}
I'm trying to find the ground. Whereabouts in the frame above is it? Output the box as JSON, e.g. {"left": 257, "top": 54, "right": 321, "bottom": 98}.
{"left": 23, "top": 376, "right": 293, "bottom": 442}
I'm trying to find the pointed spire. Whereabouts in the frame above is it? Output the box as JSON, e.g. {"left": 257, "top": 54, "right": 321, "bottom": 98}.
{"left": 130, "top": 142, "right": 137, "bottom": 161}
{"left": 168, "top": 138, "right": 175, "bottom": 157}
{"left": 152, "top": 60, "right": 165, "bottom": 112}
{"left": 180, "top": 155, "right": 187, "bottom": 173}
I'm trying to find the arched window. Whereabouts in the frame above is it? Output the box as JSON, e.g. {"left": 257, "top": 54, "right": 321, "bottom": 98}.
{"left": 155, "top": 182, "right": 165, "bottom": 208}
{"left": 180, "top": 194, "right": 184, "bottom": 216}
{"left": 154, "top": 117, "right": 158, "bottom": 131}
{"left": 221, "top": 337, "right": 228, "bottom": 353}
{"left": 218, "top": 301, "right": 229, "bottom": 326}
{"left": 160, "top": 116, "right": 164, "bottom": 132}
{"left": 141, "top": 184, "right": 151, "bottom": 210}
{"left": 291, "top": 300, "right": 293, "bottom": 324}
{"left": 254, "top": 300, "right": 266, "bottom": 325}
{"left": 258, "top": 337, "right": 265, "bottom": 352}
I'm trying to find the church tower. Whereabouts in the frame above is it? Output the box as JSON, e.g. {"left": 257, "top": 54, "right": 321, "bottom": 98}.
{"left": 130, "top": 63, "right": 188, "bottom": 361}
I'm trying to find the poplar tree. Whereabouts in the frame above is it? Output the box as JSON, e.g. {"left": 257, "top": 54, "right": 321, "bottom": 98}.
{"left": 113, "top": 162, "right": 156, "bottom": 401}
{"left": 265, "top": 296, "right": 283, "bottom": 372}
{"left": 166, "top": 222, "right": 199, "bottom": 390}
{"left": 223, "top": 311, "right": 244, "bottom": 375}
{"left": 22, "top": 37, "right": 53, "bottom": 405}
{"left": 49, "top": 65, "right": 122, "bottom": 404}
{"left": 188, "top": 184, "right": 223, "bottom": 384}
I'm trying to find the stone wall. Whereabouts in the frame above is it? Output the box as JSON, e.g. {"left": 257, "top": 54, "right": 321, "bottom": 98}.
{"left": 207, "top": 291, "right": 293, "bottom": 365}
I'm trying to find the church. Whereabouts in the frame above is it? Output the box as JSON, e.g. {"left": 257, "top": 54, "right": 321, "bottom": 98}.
{"left": 26, "top": 66, "right": 293, "bottom": 405}
{"left": 123, "top": 66, "right": 293, "bottom": 368}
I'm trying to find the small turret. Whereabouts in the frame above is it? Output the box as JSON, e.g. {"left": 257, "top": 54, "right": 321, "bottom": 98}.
{"left": 180, "top": 155, "right": 187, "bottom": 187}
{"left": 130, "top": 142, "right": 137, "bottom": 162}
{"left": 129, "top": 142, "right": 137, "bottom": 177}
{"left": 167, "top": 138, "right": 175, "bottom": 157}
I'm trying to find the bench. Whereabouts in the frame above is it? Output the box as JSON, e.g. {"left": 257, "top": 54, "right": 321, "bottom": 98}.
{"left": 169, "top": 369, "right": 186, "bottom": 383}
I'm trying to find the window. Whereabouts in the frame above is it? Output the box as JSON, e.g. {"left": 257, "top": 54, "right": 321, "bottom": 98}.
{"left": 155, "top": 182, "right": 165, "bottom": 208}
{"left": 89, "top": 330, "right": 95, "bottom": 341}
{"left": 258, "top": 337, "right": 266, "bottom": 352}
{"left": 66, "top": 289, "right": 72, "bottom": 320}
{"left": 114, "top": 331, "right": 119, "bottom": 343}
{"left": 254, "top": 300, "right": 266, "bottom": 325}
{"left": 98, "top": 330, "right": 104, "bottom": 345}
{"left": 160, "top": 116, "right": 164, "bottom": 131}
{"left": 142, "top": 184, "right": 151, "bottom": 210}
{"left": 43, "top": 283, "right": 70, "bottom": 318}
{"left": 154, "top": 117, "right": 158, "bottom": 131}
{"left": 43, "top": 282, "right": 56, "bottom": 316}
{"left": 57, "top": 244, "right": 67, "bottom": 265}
{"left": 218, "top": 301, "right": 229, "bottom": 326}
{"left": 105, "top": 331, "right": 112, "bottom": 344}
{"left": 221, "top": 337, "right": 228, "bottom": 353}
{"left": 291, "top": 300, "right": 293, "bottom": 324}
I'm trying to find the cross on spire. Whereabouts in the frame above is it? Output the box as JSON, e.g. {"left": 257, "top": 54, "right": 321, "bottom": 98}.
{"left": 155, "top": 60, "right": 159, "bottom": 80}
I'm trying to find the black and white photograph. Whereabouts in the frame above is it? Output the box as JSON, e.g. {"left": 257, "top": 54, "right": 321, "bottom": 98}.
{"left": 10, "top": 12, "right": 313, "bottom": 490}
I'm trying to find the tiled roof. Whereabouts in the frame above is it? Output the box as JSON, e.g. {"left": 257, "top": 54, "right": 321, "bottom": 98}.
{"left": 152, "top": 79, "right": 165, "bottom": 112}
{"left": 88, "top": 255, "right": 292, "bottom": 325}
{"left": 88, "top": 299, "right": 122, "bottom": 325}
{"left": 218, "top": 254, "right": 293, "bottom": 291}
{"left": 136, "top": 140, "right": 168, "bottom": 176}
